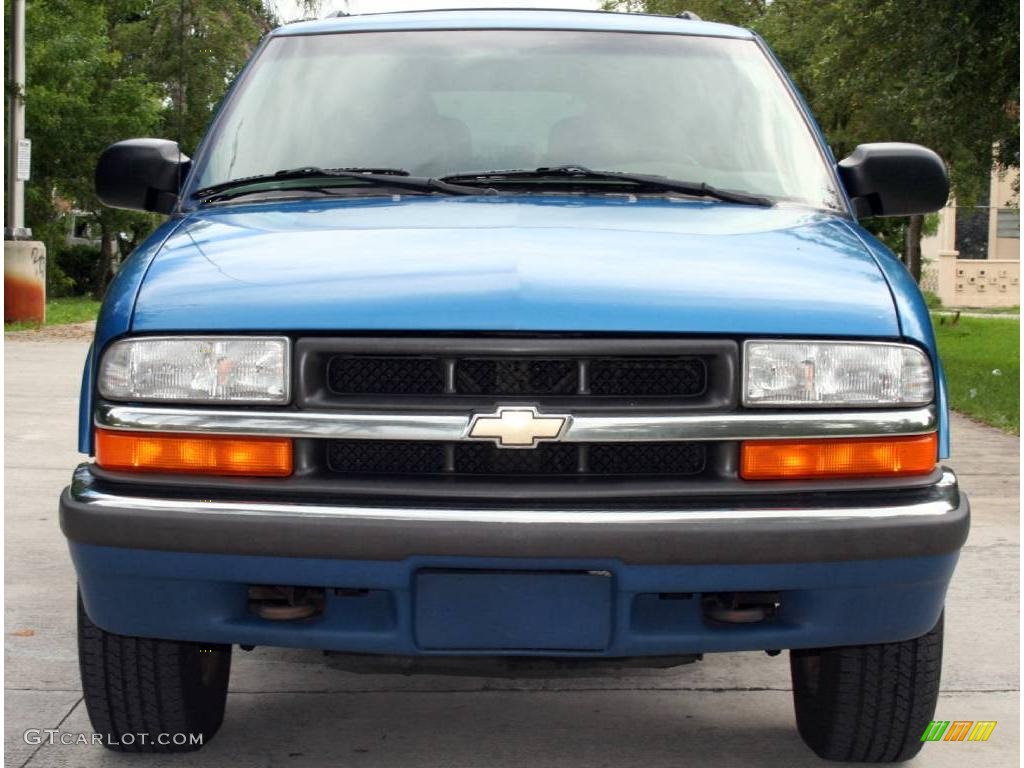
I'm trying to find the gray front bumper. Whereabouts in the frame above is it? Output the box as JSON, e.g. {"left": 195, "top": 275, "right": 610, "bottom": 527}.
{"left": 60, "top": 464, "right": 969, "bottom": 565}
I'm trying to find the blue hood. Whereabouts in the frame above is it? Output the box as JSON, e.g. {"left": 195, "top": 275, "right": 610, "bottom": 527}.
{"left": 132, "top": 196, "right": 898, "bottom": 337}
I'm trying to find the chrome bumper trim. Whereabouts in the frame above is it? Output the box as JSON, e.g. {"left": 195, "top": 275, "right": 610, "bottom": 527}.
{"left": 95, "top": 403, "right": 938, "bottom": 443}
{"left": 68, "top": 464, "right": 959, "bottom": 525}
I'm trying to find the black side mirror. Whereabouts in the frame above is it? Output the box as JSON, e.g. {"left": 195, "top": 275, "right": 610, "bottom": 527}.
{"left": 95, "top": 139, "right": 191, "bottom": 214}
{"left": 838, "top": 143, "right": 949, "bottom": 218}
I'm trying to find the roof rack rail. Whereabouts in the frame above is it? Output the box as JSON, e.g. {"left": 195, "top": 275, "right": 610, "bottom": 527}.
{"left": 676, "top": 11, "right": 702, "bottom": 20}
{"left": 324, "top": 8, "right": 636, "bottom": 20}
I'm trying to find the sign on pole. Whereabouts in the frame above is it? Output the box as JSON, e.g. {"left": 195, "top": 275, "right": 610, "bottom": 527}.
{"left": 15, "top": 139, "right": 31, "bottom": 182}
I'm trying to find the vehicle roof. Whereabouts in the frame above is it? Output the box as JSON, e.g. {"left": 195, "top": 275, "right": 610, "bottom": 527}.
{"left": 273, "top": 8, "right": 753, "bottom": 40}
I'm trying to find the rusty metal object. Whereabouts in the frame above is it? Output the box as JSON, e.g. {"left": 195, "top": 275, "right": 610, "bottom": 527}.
{"left": 248, "top": 585, "right": 324, "bottom": 621}
{"left": 703, "top": 592, "right": 780, "bottom": 624}
{"left": 4, "top": 240, "right": 45, "bottom": 323}
{"left": 256, "top": 602, "right": 318, "bottom": 620}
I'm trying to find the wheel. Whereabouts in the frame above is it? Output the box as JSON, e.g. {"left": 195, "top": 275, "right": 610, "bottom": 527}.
{"left": 77, "top": 592, "right": 231, "bottom": 752}
{"left": 790, "top": 613, "right": 943, "bottom": 762}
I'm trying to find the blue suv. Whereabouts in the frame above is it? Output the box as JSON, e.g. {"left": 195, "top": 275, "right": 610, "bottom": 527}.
{"left": 62, "top": 9, "right": 967, "bottom": 761}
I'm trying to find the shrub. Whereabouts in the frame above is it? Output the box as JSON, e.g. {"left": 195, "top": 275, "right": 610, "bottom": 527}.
{"left": 52, "top": 244, "right": 101, "bottom": 297}
{"left": 45, "top": 259, "right": 76, "bottom": 298}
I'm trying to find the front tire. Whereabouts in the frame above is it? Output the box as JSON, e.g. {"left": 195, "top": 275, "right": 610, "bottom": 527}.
{"left": 77, "top": 593, "right": 231, "bottom": 752}
{"left": 791, "top": 614, "right": 943, "bottom": 762}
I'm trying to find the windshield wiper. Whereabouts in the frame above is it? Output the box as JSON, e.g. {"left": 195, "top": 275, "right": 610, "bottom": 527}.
{"left": 441, "top": 165, "right": 773, "bottom": 207}
{"left": 193, "top": 167, "right": 485, "bottom": 202}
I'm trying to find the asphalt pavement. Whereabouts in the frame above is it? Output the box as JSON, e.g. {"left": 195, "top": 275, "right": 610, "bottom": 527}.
{"left": 4, "top": 337, "right": 1019, "bottom": 767}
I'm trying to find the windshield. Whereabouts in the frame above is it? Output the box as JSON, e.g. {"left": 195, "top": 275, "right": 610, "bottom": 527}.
{"left": 193, "top": 30, "right": 841, "bottom": 210}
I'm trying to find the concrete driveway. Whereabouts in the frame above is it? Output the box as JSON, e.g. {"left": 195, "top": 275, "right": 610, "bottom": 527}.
{"left": 5, "top": 337, "right": 1019, "bottom": 767}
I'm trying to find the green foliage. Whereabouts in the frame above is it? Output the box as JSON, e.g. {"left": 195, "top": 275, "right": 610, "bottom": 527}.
{"left": 5, "top": 0, "right": 276, "bottom": 293}
{"left": 934, "top": 316, "right": 1020, "bottom": 433}
{"left": 603, "top": 0, "right": 767, "bottom": 26}
{"left": 31, "top": 226, "right": 102, "bottom": 299}
{"left": 45, "top": 259, "right": 76, "bottom": 299}
{"left": 21, "top": 0, "right": 164, "bottom": 215}
{"left": 860, "top": 212, "right": 940, "bottom": 255}
{"left": 606, "top": 0, "right": 1019, "bottom": 212}
{"left": 761, "top": 0, "right": 1018, "bottom": 207}
{"left": 112, "top": 0, "right": 275, "bottom": 154}
{"left": 55, "top": 244, "right": 104, "bottom": 296}
{"left": 6, "top": 0, "right": 167, "bottom": 296}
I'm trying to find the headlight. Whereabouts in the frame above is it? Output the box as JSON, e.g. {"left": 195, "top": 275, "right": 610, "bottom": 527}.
{"left": 98, "top": 336, "right": 290, "bottom": 404}
{"left": 744, "top": 340, "right": 933, "bottom": 407}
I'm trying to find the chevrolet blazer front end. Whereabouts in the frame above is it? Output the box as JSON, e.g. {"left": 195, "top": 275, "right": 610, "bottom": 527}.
{"left": 62, "top": 9, "right": 966, "bottom": 762}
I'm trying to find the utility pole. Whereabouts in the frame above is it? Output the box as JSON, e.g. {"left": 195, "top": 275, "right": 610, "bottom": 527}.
{"left": 5, "top": 0, "right": 46, "bottom": 324}
{"left": 6, "top": 0, "right": 28, "bottom": 238}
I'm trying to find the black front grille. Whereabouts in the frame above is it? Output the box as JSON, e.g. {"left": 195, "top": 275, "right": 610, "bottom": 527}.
{"left": 454, "top": 442, "right": 581, "bottom": 475}
{"left": 587, "top": 442, "right": 706, "bottom": 475}
{"left": 455, "top": 358, "right": 579, "bottom": 396}
{"left": 325, "top": 354, "right": 707, "bottom": 398}
{"left": 328, "top": 356, "right": 444, "bottom": 396}
{"left": 327, "top": 440, "right": 447, "bottom": 475}
{"left": 300, "top": 338, "right": 737, "bottom": 495}
{"left": 326, "top": 439, "right": 707, "bottom": 478}
{"left": 589, "top": 358, "right": 705, "bottom": 397}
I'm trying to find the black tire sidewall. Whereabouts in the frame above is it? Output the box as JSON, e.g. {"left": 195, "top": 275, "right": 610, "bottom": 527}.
{"left": 77, "top": 592, "right": 231, "bottom": 751}
{"left": 179, "top": 641, "right": 232, "bottom": 740}
{"left": 791, "top": 648, "right": 843, "bottom": 756}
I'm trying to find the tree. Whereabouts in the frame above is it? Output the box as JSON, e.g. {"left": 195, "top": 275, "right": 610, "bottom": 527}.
{"left": 99, "top": 0, "right": 278, "bottom": 292}
{"left": 5, "top": 0, "right": 281, "bottom": 296}
{"left": 605, "top": 0, "right": 1020, "bottom": 281}
{"left": 13, "top": 0, "right": 164, "bottom": 296}
{"left": 112, "top": 0, "right": 275, "bottom": 155}
{"left": 762, "top": 0, "right": 1018, "bottom": 280}
{"left": 607, "top": 0, "right": 766, "bottom": 26}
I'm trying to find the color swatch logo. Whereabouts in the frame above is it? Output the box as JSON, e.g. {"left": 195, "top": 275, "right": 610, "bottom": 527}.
{"left": 921, "top": 721, "right": 997, "bottom": 742}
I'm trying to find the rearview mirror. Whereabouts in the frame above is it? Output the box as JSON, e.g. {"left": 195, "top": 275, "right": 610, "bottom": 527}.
{"left": 95, "top": 139, "right": 191, "bottom": 214}
{"left": 838, "top": 143, "right": 949, "bottom": 218}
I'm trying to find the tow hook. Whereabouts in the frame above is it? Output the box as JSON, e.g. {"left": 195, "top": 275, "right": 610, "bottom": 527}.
{"left": 248, "top": 585, "right": 325, "bottom": 620}
{"left": 702, "top": 592, "right": 780, "bottom": 624}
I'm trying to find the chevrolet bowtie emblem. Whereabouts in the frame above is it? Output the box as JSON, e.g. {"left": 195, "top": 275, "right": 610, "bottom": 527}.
{"left": 467, "top": 407, "right": 570, "bottom": 448}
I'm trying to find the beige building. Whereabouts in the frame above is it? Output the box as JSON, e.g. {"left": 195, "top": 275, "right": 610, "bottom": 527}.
{"left": 922, "top": 166, "right": 1020, "bottom": 308}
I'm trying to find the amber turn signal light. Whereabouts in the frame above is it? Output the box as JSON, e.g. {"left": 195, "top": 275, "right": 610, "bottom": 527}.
{"left": 95, "top": 429, "right": 293, "bottom": 477}
{"left": 740, "top": 433, "right": 937, "bottom": 480}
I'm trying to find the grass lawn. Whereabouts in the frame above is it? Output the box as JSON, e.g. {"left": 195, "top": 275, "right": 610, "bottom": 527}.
{"left": 4, "top": 295, "right": 101, "bottom": 332}
{"left": 934, "top": 315, "right": 1020, "bottom": 434}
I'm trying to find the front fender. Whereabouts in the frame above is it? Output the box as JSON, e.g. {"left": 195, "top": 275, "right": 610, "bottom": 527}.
{"left": 80, "top": 216, "right": 189, "bottom": 455}
{"left": 842, "top": 221, "right": 951, "bottom": 458}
